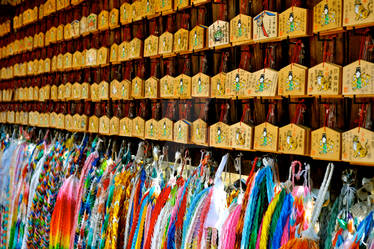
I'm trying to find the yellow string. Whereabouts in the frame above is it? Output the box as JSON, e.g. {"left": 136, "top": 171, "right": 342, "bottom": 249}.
{"left": 259, "top": 192, "right": 281, "bottom": 249}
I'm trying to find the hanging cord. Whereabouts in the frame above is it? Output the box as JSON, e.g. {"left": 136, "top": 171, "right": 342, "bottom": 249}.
{"left": 322, "top": 36, "right": 336, "bottom": 67}
{"left": 302, "top": 163, "right": 334, "bottom": 240}
{"left": 264, "top": 47, "right": 274, "bottom": 71}
{"left": 358, "top": 29, "right": 370, "bottom": 65}
{"left": 266, "top": 103, "right": 275, "bottom": 123}
{"left": 241, "top": 103, "right": 250, "bottom": 123}
{"left": 292, "top": 100, "right": 306, "bottom": 124}
{"left": 291, "top": 40, "right": 302, "bottom": 70}
{"left": 355, "top": 104, "right": 367, "bottom": 133}
{"left": 323, "top": 104, "right": 330, "bottom": 130}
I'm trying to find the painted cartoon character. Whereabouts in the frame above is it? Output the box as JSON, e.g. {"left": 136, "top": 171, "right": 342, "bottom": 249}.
{"left": 256, "top": 74, "right": 270, "bottom": 92}
{"left": 354, "top": 0, "right": 372, "bottom": 20}
{"left": 194, "top": 31, "right": 198, "bottom": 46}
{"left": 179, "top": 79, "right": 184, "bottom": 95}
{"left": 321, "top": 4, "right": 336, "bottom": 26}
{"left": 285, "top": 131, "right": 297, "bottom": 151}
{"left": 254, "top": 11, "right": 276, "bottom": 37}
{"left": 235, "top": 129, "right": 245, "bottom": 145}
{"left": 198, "top": 77, "right": 202, "bottom": 93}
{"left": 287, "top": 12, "right": 300, "bottom": 33}
{"left": 352, "top": 67, "right": 370, "bottom": 90}
{"left": 216, "top": 127, "right": 224, "bottom": 144}
{"left": 214, "top": 25, "right": 224, "bottom": 42}
{"left": 352, "top": 135, "right": 368, "bottom": 158}
{"left": 237, "top": 19, "right": 243, "bottom": 37}
{"left": 216, "top": 80, "right": 225, "bottom": 96}
{"left": 163, "top": 122, "right": 167, "bottom": 136}
{"left": 234, "top": 73, "right": 243, "bottom": 93}
{"left": 146, "top": 0, "right": 150, "bottom": 12}
{"left": 286, "top": 71, "right": 300, "bottom": 91}
{"left": 319, "top": 133, "right": 334, "bottom": 154}
{"left": 178, "top": 124, "right": 182, "bottom": 139}
{"left": 150, "top": 123, "right": 154, "bottom": 137}
{"left": 316, "top": 70, "right": 332, "bottom": 91}
{"left": 261, "top": 127, "right": 272, "bottom": 146}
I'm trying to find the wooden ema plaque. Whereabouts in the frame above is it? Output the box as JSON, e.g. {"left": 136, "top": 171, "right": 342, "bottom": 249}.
{"left": 72, "top": 20, "right": 80, "bottom": 38}
{"left": 145, "top": 77, "right": 160, "bottom": 99}
{"left": 343, "top": 60, "right": 374, "bottom": 95}
{"left": 58, "top": 85, "right": 65, "bottom": 100}
{"left": 99, "top": 116, "right": 110, "bottom": 135}
{"left": 254, "top": 122, "right": 278, "bottom": 152}
{"left": 109, "top": 8, "right": 119, "bottom": 29}
{"left": 174, "top": 28, "right": 189, "bottom": 53}
{"left": 248, "top": 68, "right": 278, "bottom": 97}
{"left": 208, "top": 20, "right": 230, "bottom": 48}
{"left": 225, "top": 69, "right": 251, "bottom": 98}
{"left": 191, "top": 118, "right": 208, "bottom": 146}
{"left": 159, "top": 118, "right": 173, "bottom": 140}
{"left": 110, "top": 43, "right": 119, "bottom": 63}
{"left": 157, "top": 0, "right": 173, "bottom": 15}
{"left": 64, "top": 23, "right": 72, "bottom": 40}
{"left": 89, "top": 115, "right": 99, "bottom": 133}
{"left": 80, "top": 16, "right": 88, "bottom": 36}
{"left": 144, "top": 35, "right": 159, "bottom": 57}
{"left": 192, "top": 73, "right": 210, "bottom": 97}
{"left": 81, "top": 82, "right": 90, "bottom": 100}
{"left": 98, "top": 47, "right": 109, "bottom": 66}
{"left": 79, "top": 115, "right": 88, "bottom": 132}
{"left": 210, "top": 122, "right": 230, "bottom": 149}
{"left": 211, "top": 72, "right": 227, "bottom": 98}
{"left": 131, "top": 1, "right": 143, "bottom": 22}
{"left": 144, "top": 0, "right": 157, "bottom": 17}
{"left": 72, "top": 82, "right": 82, "bottom": 100}
{"left": 278, "top": 63, "right": 307, "bottom": 96}
{"left": 132, "top": 117, "right": 145, "bottom": 139}
{"left": 158, "top": 32, "right": 173, "bottom": 56}
{"left": 279, "top": 123, "right": 310, "bottom": 155}
{"left": 174, "top": 74, "right": 192, "bottom": 98}
{"left": 120, "top": 117, "right": 133, "bottom": 137}
{"left": 64, "top": 53, "right": 73, "bottom": 70}
{"left": 313, "top": 0, "right": 342, "bottom": 33}
{"left": 65, "top": 114, "right": 74, "bottom": 131}
{"left": 132, "top": 77, "right": 144, "bottom": 99}
{"left": 230, "top": 14, "right": 252, "bottom": 45}
{"left": 98, "top": 10, "right": 109, "bottom": 31}
{"left": 7, "top": 111, "right": 14, "bottom": 124}
{"left": 118, "top": 41, "right": 129, "bottom": 61}
{"left": 56, "top": 113, "right": 65, "bottom": 130}
{"left": 189, "top": 25, "right": 205, "bottom": 51}
{"left": 120, "top": 3, "right": 132, "bottom": 25}
{"left": 110, "top": 80, "right": 121, "bottom": 100}
{"left": 174, "top": 120, "right": 191, "bottom": 144}
{"left": 91, "top": 83, "right": 100, "bottom": 102}
{"left": 45, "top": 58, "right": 51, "bottom": 73}
{"left": 145, "top": 119, "right": 159, "bottom": 140}
{"left": 279, "top": 7, "right": 310, "bottom": 39}
{"left": 311, "top": 127, "right": 341, "bottom": 161}
{"left": 129, "top": 38, "right": 143, "bottom": 60}
{"left": 72, "top": 114, "right": 80, "bottom": 132}
{"left": 343, "top": 0, "right": 374, "bottom": 28}
{"left": 161, "top": 75, "right": 175, "bottom": 98}
{"left": 57, "top": 25, "right": 64, "bottom": 42}
{"left": 253, "top": 11, "right": 278, "bottom": 42}
{"left": 308, "top": 62, "right": 342, "bottom": 95}
{"left": 86, "top": 48, "right": 97, "bottom": 67}
{"left": 121, "top": 80, "right": 132, "bottom": 100}
{"left": 51, "top": 85, "right": 58, "bottom": 101}
{"left": 342, "top": 127, "right": 374, "bottom": 165}
{"left": 175, "top": 0, "right": 189, "bottom": 10}
{"left": 87, "top": 13, "right": 98, "bottom": 33}
{"left": 50, "top": 112, "right": 57, "bottom": 128}
{"left": 99, "top": 81, "right": 109, "bottom": 100}
{"left": 230, "top": 122, "right": 254, "bottom": 151}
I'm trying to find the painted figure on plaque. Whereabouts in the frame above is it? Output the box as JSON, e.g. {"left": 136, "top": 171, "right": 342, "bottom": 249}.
{"left": 353, "top": 135, "right": 369, "bottom": 158}
{"left": 352, "top": 67, "right": 370, "bottom": 90}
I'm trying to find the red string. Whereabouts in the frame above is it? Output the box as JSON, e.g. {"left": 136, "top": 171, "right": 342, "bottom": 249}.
{"left": 181, "top": 13, "right": 190, "bottom": 29}
{"left": 219, "top": 52, "right": 226, "bottom": 72}
{"left": 151, "top": 103, "right": 157, "bottom": 119}
{"left": 219, "top": 2, "right": 225, "bottom": 20}
{"left": 355, "top": 104, "right": 367, "bottom": 132}
{"left": 266, "top": 103, "right": 274, "bottom": 122}
{"left": 166, "top": 102, "right": 174, "bottom": 119}
{"left": 150, "top": 60, "right": 157, "bottom": 77}
{"left": 292, "top": 99, "right": 305, "bottom": 124}
{"left": 323, "top": 104, "right": 330, "bottom": 129}
{"left": 263, "top": 0, "right": 268, "bottom": 10}
{"left": 219, "top": 103, "right": 226, "bottom": 122}
{"left": 291, "top": 41, "right": 302, "bottom": 65}
{"left": 138, "top": 101, "right": 145, "bottom": 117}
{"left": 264, "top": 48, "right": 273, "bottom": 71}
{"left": 240, "top": 104, "right": 249, "bottom": 122}
{"left": 239, "top": 47, "right": 250, "bottom": 70}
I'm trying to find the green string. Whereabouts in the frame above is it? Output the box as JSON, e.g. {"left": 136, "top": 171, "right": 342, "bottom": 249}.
{"left": 268, "top": 189, "right": 286, "bottom": 245}
{"left": 323, "top": 196, "right": 340, "bottom": 249}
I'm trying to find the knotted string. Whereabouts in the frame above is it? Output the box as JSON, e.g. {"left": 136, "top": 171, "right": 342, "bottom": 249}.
{"left": 292, "top": 100, "right": 305, "bottom": 124}
{"left": 358, "top": 29, "right": 369, "bottom": 65}
{"left": 355, "top": 104, "right": 367, "bottom": 133}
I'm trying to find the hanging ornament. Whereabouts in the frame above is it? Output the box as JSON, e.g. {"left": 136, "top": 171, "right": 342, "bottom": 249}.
{"left": 230, "top": 14, "right": 252, "bottom": 46}
{"left": 226, "top": 68, "right": 251, "bottom": 98}
{"left": 144, "top": 35, "right": 159, "bottom": 57}
{"left": 208, "top": 20, "right": 230, "bottom": 49}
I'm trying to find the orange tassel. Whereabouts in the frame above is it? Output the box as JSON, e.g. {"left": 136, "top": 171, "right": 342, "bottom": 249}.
{"left": 280, "top": 238, "right": 319, "bottom": 249}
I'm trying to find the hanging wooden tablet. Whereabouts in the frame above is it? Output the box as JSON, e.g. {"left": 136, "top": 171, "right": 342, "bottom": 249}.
{"left": 174, "top": 120, "right": 191, "bottom": 144}
{"left": 159, "top": 32, "right": 174, "bottom": 56}
{"left": 144, "top": 35, "right": 159, "bottom": 57}
{"left": 50, "top": 26, "right": 57, "bottom": 43}
{"left": 109, "top": 8, "right": 119, "bottom": 29}
{"left": 145, "top": 0, "right": 157, "bottom": 17}
{"left": 87, "top": 13, "right": 98, "bottom": 33}
{"left": 86, "top": 48, "right": 98, "bottom": 67}
{"left": 342, "top": 127, "right": 374, "bottom": 165}
{"left": 38, "top": 60, "right": 44, "bottom": 74}
{"left": 120, "top": 117, "right": 133, "bottom": 136}
{"left": 225, "top": 68, "right": 251, "bottom": 98}
{"left": 56, "top": 112, "right": 65, "bottom": 129}
{"left": 80, "top": 16, "right": 88, "bottom": 36}
{"left": 120, "top": 80, "right": 132, "bottom": 100}
{"left": 91, "top": 82, "right": 100, "bottom": 102}
{"left": 64, "top": 52, "right": 72, "bottom": 70}
{"left": 72, "top": 20, "right": 80, "bottom": 38}
{"left": 159, "top": 117, "right": 173, "bottom": 140}
{"left": 28, "top": 87, "right": 34, "bottom": 101}
{"left": 89, "top": 115, "right": 99, "bottom": 133}
{"left": 110, "top": 43, "right": 119, "bottom": 63}
{"left": 50, "top": 112, "right": 57, "bottom": 128}
{"left": 230, "top": 14, "right": 252, "bottom": 45}
{"left": 132, "top": 116, "right": 145, "bottom": 138}
{"left": 15, "top": 112, "right": 20, "bottom": 125}
{"left": 145, "top": 77, "right": 160, "bottom": 99}
{"left": 189, "top": 25, "right": 205, "bottom": 51}
{"left": 158, "top": 0, "right": 174, "bottom": 15}
{"left": 45, "top": 58, "right": 51, "bottom": 73}
{"left": 174, "top": 74, "right": 192, "bottom": 98}
{"left": 58, "top": 84, "right": 65, "bottom": 100}
{"left": 191, "top": 118, "right": 208, "bottom": 146}
{"left": 131, "top": 1, "right": 142, "bottom": 22}
{"left": 98, "top": 10, "right": 109, "bottom": 31}
{"left": 229, "top": 122, "right": 254, "bottom": 151}
{"left": 33, "top": 59, "right": 39, "bottom": 75}
{"left": 99, "top": 81, "right": 109, "bottom": 100}
{"left": 120, "top": 2, "right": 132, "bottom": 25}
{"left": 253, "top": 11, "right": 278, "bottom": 42}
{"left": 279, "top": 7, "right": 310, "bottom": 39}
{"left": 51, "top": 85, "right": 58, "bottom": 101}
{"left": 307, "top": 62, "right": 342, "bottom": 95}
{"left": 160, "top": 75, "right": 175, "bottom": 98}
{"left": 175, "top": 0, "right": 189, "bottom": 10}
{"left": 210, "top": 122, "right": 230, "bottom": 149}
{"left": 192, "top": 73, "right": 210, "bottom": 97}
{"left": 342, "top": 60, "right": 374, "bottom": 95}
{"left": 80, "top": 115, "right": 88, "bottom": 132}
{"left": 72, "top": 114, "right": 80, "bottom": 132}
{"left": 72, "top": 82, "right": 82, "bottom": 100}
{"left": 311, "top": 126, "right": 341, "bottom": 161}
{"left": 109, "top": 116, "right": 120, "bottom": 136}
{"left": 23, "top": 112, "right": 29, "bottom": 126}
{"left": 344, "top": 0, "right": 374, "bottom": 28}
{"left": 81, "top": 82, "right": 90, "bottom": 100}
{"left": 7, "top": 111, "right": 14, "bottom": 124}
{"left": 279, "top": 123, "right": 310, "bottom": 155}
{"left": 64, "top": 23, "right": 73, "bottom": 40}
{"left": 129, "top": 38, "right": 143, "bottom": 60}
{"left": 248, "top": 68, "right": 278, "bottom": 96}
{"left": 254, "top": 122, "right": 279, "bottom": 152}
{"left": 73, "top": 51, "right": 82, "bottom": 69}
{"left": 64, "top": 82, "right": 72, "bottom": 101}
{"left": 118, "top": 41, "right": 129, "bottom": 61}
{"left": 173, "top": 29, "right": 189, "bottom": 53}
{"left": 211, "top": 72, "right": 227, "bottom": 98}
{"left": 57, "top": 24, "right": 64, "bottom": 42}
{"left": 99, "top": 115, "right": 110, "bottom": 135}
{"left": 110, "top": 80, "right": 121, "bottom": 100}
{"left": 27, "top": 61, "right": 34, "bottom": 75}
{"left": 278, "top": 63, "right": 307, "bottom": 96}
{"left": 313, "top": 0, "right": 343, "bottom": 33}
{"left": 208, "top": 20, "right": 230, "bottom": 48}
{"left": 131, "top": 76, "right": 144, "bottom": 98}
{"left": 145, "top": 119, "right": 159, "bottom": 140}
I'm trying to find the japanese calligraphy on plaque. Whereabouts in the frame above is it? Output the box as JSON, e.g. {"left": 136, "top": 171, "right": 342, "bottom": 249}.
{"left": 279, "top": 7, "right": 310, "bottom": 39}
{"left": 225, "top": 69, "right": 251, "bottom": 98}
{"left": 210, "top": 122, "right": 230, "bottom": 149}
{"left": 211, "top": 72, "right": 227, "bottom": 98}
{"left": 192, "top": 73, "right": 210, "bottom": 98}
{"left": 144, "top": 35, "right": 159, "bottom": 57}
{"left": 254, "top": 122, "right": 279, "bottom": 152}
{"left": 342, "top": 60, "right": 374, "bottom": 95}
{"left": 174, "top": 120, "right": 190, "bottom": 144}
{"left": 311, "top": 127, "right": 341, "bottom": 161}
{"left": 279, "top": 123, "right": 310, "bottom": 155}
{"left": 208, "top": 20, "right": 230, "bottom": 48}
{"left": 160, "top": 75, "right": 175, "bottom": 98}
{"left": 313, "top": 0, "right": 342, "bottom": 33}
{"left": 131, "top": 77, "right": 144, "bottom": 99}
{"left": 174, "top": 28, "right": 189, "bottom": 53}
{"left": 159, "top": 32, "right": 174, "bottom": 55}
{"left": 230, "top": 122, "right": 254, "bottom": 151}
{"left": 278, "top": 63, "right": 307, "bottom": 96}
{"left": 120, "top": 117, "right": 133, "bottom": 137}
{"left": 248, "top": 68, "right": 278, "bottom": 97}
{"left": 253, "top": 11, "right": 278, "bottom": 42}
{"left": 174, "top": 74, "right": 192, "bottom": 98}
{"left": 342, "top": 127, "right": 374, "bottom": 165}
{"left": 132, "top": 117, "right": 145, "bottom": 139}
{"left": 145, "top": 119, "right": 159, "bottom": 140}
{"left": 343, "top": 0, "right": 374, "bottom": 28}
{"left": 189, "top": 25, "right": 205, "bottom": 51}
{"left": 145, "top": 77, "right": 160, "bottom": 99}
{"left": 159, "top": 118, "right": 173, "bottom": 141}
{"left": 230, "top": 14, "right": 252, "bottom": 45}
{"left": 308, "top": 62, "right": 342, "bottom": 95}
{"left": 192, "top": 119, "right": 208, "bottom": 146}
